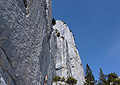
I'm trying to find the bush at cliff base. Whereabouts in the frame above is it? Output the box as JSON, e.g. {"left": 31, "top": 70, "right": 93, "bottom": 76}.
{"left": 61, "top": 77, "right": 65, "bottom": 82}
{"left": 66, "top": 76, "right": 77, "bottom": 85}
{"left": 53, "top": 76, "right": 61, "bottom": 81}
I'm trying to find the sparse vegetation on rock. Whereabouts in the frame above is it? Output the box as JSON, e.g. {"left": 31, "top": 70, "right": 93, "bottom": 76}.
{"left": 66, "top": 76, "right": 77, "bottom": 85}
{"left": 53, "top": 76, "right": 61, "bottom": 81}
{"left": 52, "top": 18, "right": 56, "bottom": 25}
{"left": 55, "top": 29, "right": 58, "bottom": 33}
{"left": 61, "top": 77, "right": 65, "bottom": 82}
{"left": 57, "top": 32, "right": 60, "bottom": 37}
{"left": 61, "top": 36, "right": 65, "bottom": 40}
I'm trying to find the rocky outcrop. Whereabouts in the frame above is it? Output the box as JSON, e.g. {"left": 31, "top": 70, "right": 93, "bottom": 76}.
{"left": 0, "top": 0, "right": 53, "bottom": 85}
{"left": 50, "top": 20, "right": 85, "bottom": 85}
{"left": 0, "top": 0, "right": 84, "bottom": 85}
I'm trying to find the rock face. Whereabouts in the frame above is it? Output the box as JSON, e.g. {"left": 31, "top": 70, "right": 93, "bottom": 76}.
{"left": 0, "top": 0, "right": 53, "bottom": 85}
{"left": 0, "top": 0, "right": 84, "bottom": 85}
{"left": 51, "top": 20, "right": 85, "bottom": 85}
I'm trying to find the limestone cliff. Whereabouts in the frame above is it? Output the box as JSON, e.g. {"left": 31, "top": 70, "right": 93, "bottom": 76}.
{"left": 0, "top": 0, "right": 84, "bottom": 85}
{"left": 51, "top": 20, "right": 85, "bottom": 85}
{"left": 0, "top": 0, "right": 53, "bottom": 85}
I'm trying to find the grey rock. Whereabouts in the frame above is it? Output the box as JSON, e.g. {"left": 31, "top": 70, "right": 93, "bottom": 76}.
{"left": 0, "top": 74, "right": 7, "bottom": 85}
{"left": 0, "top": 0, "right": 53, "bottom": 85}
{"left": 52, "top": 81, "right": 69, "bottom": 85}
{"left": 51, "top": 20, "right": 85, "bottom": 85}
{"left": 0, "top": 0, "right": 84, "bottom": 85}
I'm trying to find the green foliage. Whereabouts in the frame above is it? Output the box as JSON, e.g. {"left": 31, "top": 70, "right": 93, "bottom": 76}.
{"left": 23, "top": 0, "right": 27, "bottom": 8}
{"left": 66, "top": 76, "right": 77, "bottom": 85}
{"left": 55, "top": 29, "right": 58, "bottom": 33}
{"left": 52, "top": 18, "right": 56, "bottom": 25}
{"left": 97, "top": 68, "right": 107, "bottom": 85}
{"left": 84, "top": 64, "right": 97, "bottom": 85}
{"left": 57, "top": 32, "right": 60, "bottom": 37}
{"left": 55, "top": 29, "right": 61, "bottom": 37}
{"left": 113, "top": 78, "right": 120, "bottom": 85}
{"left": 84, "top": 65, "right": 120, "bottom": 85}
{"left": 61, "top": 36, "right": 65, "bottom": 40}
{"left": 106, "top": 72, "right": 118, "bottom": 84}
{"left": 61, "top": 77, "right": 65, "bottom": 82}
{"left": 97, "top": 69, "right": 120, "bottom": 85}
{"left": 53, "top": 76, "right": 61, "bottom": 81}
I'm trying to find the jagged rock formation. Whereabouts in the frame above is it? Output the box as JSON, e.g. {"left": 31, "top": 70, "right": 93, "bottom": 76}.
{"left": 51, "top": 20, "right": 85, "bottom": 85}
{"left": 0, "top": 0, "right": 84, "bottom": 85}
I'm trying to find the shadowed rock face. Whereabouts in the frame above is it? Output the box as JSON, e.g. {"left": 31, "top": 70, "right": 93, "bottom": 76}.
{"left": 0, "top": 0, "right": 53, "bottom": 85}
{"left": 0, "top": 0, "right": 84, "bottom": 85}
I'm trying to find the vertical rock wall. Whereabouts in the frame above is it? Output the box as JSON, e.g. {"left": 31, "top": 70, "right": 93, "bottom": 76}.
{"left": 0, "top": 0, "right": 53, "bottom": 85}
{"left": 0, "top": 0, "right": 85, "bottom": 85}
{"left": 50, "top": 20, "right": 85, "bottom": 85}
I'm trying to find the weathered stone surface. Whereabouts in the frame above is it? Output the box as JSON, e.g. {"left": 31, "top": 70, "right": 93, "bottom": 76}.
{"left": 51, "top": 20, "right": 85, "bottom": 85}
{"left": 0, "top": 74, "right": 7, "bottom": 85}
{"left": 0, "top": 0, "right": 84, "bottom": 85}
{"left": 52, "top": 81, "right": 69, "bottom": 85}
{"left": 0, "top": 0, "right": 53, "bottom": 85}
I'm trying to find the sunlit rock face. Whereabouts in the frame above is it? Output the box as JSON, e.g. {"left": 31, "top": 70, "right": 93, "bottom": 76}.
{"left": 0, "top": 0, "right": 84, "bottom": 85}
{"left": 50, "top": 20, "right": 85, "bottom": 85}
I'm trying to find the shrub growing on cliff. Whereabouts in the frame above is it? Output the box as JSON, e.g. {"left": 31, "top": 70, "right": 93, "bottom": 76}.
{"left": 55, "top": 29, "right": 58, "bottom": 33}
{"left": 53, "top": 76, "right": 61, "bottom": 81}
{"left": 66, "top": 76, "right": 77, "bottom": 85}
{"left": 57, "top": 32, "right": 60, "bottom": 37}
{"left": 61, "top": 36, "right": 65, "bottom": 40}
{"left": 61, "top": 77, "right": 65, "bottom": 82}
{"left": 52, "top": 18, "right": 56, "bottom": 25}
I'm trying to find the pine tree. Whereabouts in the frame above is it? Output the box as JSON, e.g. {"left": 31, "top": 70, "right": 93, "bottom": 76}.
{"left": 97, "top": 68, "right": 107, "bottom": 85}
{"left": 84, "top": 64, "right": 96, "bottom": 85}
{"left": 106, "top": 72, "right": 118, "bottom": 85}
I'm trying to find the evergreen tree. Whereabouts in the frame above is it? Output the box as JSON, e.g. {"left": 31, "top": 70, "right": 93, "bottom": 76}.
{"left": 106, "top": 72, "right": 118, "bottom": 84}
{"left": 97, "top": 68, "right": 107, "bottom": 85}
{"left": 84, "top": 64, "right": 97, "bottom": 85}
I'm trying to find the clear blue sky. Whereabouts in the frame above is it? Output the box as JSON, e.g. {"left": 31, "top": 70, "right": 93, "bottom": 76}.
{"left": 52, "top": 0, "right": 120, "bottom": 81}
